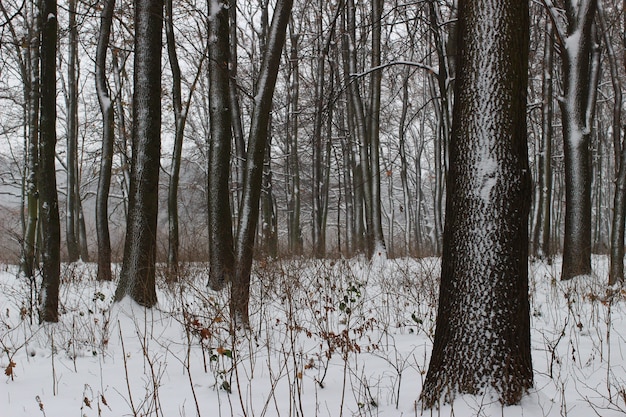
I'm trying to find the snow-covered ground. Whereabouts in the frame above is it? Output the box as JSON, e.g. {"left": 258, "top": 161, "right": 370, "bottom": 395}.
{"left": 1, "top": 256, "right": 625, "bottom": 417}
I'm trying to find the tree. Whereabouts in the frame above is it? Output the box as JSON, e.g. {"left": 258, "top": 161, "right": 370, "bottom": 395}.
{"left": 65, "top": 0, "right": 80, "bottom": 262}
{"left": 544, "top": 0, "right": 599, "bottom": 280}
{"left": 114, "top": 0, "right": 164, "bottom": 307}
{"left": 420, "top": 0, "right": 533, "bottom": 407}
{"left": 608, "top": 0, "right": 625, "bottom": 285}
{"left": 207, "top": 0, "right": 235, "bottom": 291}
{"left": 39, "top": 0, "right": 61, "bottom": 322}
{"left": 231, "top": 0, "right": 293, "bottom": 325}
{"left": 95, "top": 0, "right": 116, "bottom": 282}
{"left": 165, "top": 0, "right": 205, "bottom": 277}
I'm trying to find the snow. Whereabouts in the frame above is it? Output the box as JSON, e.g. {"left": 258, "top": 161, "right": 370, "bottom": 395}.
{"left": 1, "top": 257, "right": 626, "bottom": 416}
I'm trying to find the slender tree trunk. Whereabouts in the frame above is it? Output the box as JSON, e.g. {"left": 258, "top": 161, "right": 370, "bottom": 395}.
{"left": 345, "top": 0, "right": 373, "bottom": 255}
{"left": 206, "top": 0, "right": 235, "bottom": 290}
{"left": 286, "top": 27, "right": 302, "bottom": 255}
{"left": 66, "top": 0, "right": 80, "bottom": 262}
{"left": 39, "top": 0, "right": 61, "bottom": 322}
{"left": 114, "top": 0, "right": 164, "bottom": 307}
{"left": 95, "top": 0, "right": 115, "bottom": 281}
{"left": 232, "top": 0, "right": 293, "bottom": 326}
{"left": 558, "top": 0, "right": 598, "bottom": 280}
{"left": 229, "top": 0, "right": 246, "bottom": 213}
{"left": 312, "top": 5, "right": 325, "bottom": 258}
{"left": 420, "top": 0, "right": 533, "bottom": 406}
{"left": 608, "top": 0, "right": 625, "bottom": 284}
{"left": 21, "top": 1, "right": 40, "bottom": 279}
{"left": 368, "top": 0, "right": 386, "bottom": 257}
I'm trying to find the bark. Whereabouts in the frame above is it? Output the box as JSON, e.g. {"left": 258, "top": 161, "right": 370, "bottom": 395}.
{"left": 65, "top": 0, "right": 80, "bottom": 262}
{"left": 39, "top": 0, "right": 61, "bottom": 322}
{"left": 95, "top": 0, "right": 115, "bottom": 282}
{"left": 286, "top": 27, "right": 302, "bottom": 255}
{"left": 344, "top": 0, "right": 373, "bottom": 255}
{"left": 368, "top": 0, "right": 386, "bottom": 257}
{"left": 207, "top": 0, "right": 235, "bottom": 290}
{"left": 607, "top": 0, "right": 625, "bottom": 284}
{"left": 427, "top": 0, "right": 453, "bottom": 255}
{"left": 420, "top": 0, "right": 533, "bottom": 406}
{"left": 114, "top": 0, "right": 164, "bottom": 307}
{"left": 539, "top": 20, "right": 554, "bottom": 260}
{"left": 229, "top": 0, "right": 246, "bottom": 209}
{"left": 20, "top": 1, "right": 40, "bottom": 279}
{"left": 558, "top": 0, "right": 598, "bottom": 280}
{"left": 232, "top": 0, "right": 293, "bottom": 326}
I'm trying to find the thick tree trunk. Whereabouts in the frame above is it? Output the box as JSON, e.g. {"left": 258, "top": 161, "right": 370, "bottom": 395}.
{"left": 114, "top": 0, "right": 164, "bottom": 307}
{"left": 232, "top": 0, "right": 293, "bottom": 326}
{"left": 420, "top": 0, "right": 533, "bottom": 406}
{"left": 95, "top": 0, "right": 115, "bottom": 282}
{"left": 39, "top": 0, "right": 61, "bottom": 322}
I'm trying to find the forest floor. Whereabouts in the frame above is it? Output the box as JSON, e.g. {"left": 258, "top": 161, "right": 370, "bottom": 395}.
{"left": 1, "top": 256, "right": 625, "bottom": 417}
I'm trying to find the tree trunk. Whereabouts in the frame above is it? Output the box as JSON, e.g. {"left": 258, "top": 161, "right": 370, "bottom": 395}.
{"left": 538, "top": 20, "right": 554, "bottom": 260}
{"left": 65, "top": 0, "right": 80, "bottom": 262}
{"left": 114, "top": 0, "right": 164, "bottom": 307}
{"left": 39, "top": 0, "right": 61, "bottom": 323}
{"left": 21, "top": 1, "right": 40, "bottom": 279}
{"left": 344, "top": 0, "right": 373, "bottom": 255}
{"left": 559, "top": 0, "right": 598, "bottom": 280}
{"left": 368, "top": 0, "right": 386, "bottom": 257}
{"left": 607, "top": 0, "right": 625, "bottom": 284}
{"left": 420, "top": 0, "right": 533, "bottom": 406}
{"left": 286, "top": 27, "right": 302, "bottom": 255}
{"left": 206, "top": 0, "right": 235, "bottom": 290}
{"left": 232, "top": 0, "right": 293, "bottom": 326}
{"left": 95, "top": 0, "right": 115, "bottom": 282}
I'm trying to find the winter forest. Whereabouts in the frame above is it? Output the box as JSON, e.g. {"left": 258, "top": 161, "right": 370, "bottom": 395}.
{"left": 2, "top": 0, "right": 626, "bottom": 416}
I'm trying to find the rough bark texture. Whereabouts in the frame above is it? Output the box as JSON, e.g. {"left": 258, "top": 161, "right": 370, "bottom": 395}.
{"left": 95, "top": 0, "right": 115, "bottom": 282}
{"left": 114, "top": 0, "right": 163, "bottom": 307}
{"left": 207, "top": 0, "right": 235, "bottom": 291}
{"left": 232, "top": 0, "right": 293, "bottom": 326}
{"left": 39, "top": 0, "right": 61, "bottom": 323}
{"left": 420, "top": 0, "right": 533, "bottom": 407}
